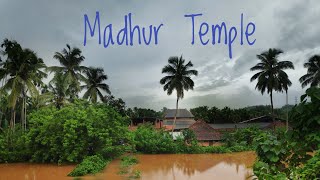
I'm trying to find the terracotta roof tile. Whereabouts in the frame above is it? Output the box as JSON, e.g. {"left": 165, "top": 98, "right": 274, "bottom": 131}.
{"left": 189, "top": 120, "right": 221, "bottom": 141}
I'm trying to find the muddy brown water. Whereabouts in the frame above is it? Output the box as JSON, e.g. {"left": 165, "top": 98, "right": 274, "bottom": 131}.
{"left": 0, "top": 151, "right": 256, "bottom": 180}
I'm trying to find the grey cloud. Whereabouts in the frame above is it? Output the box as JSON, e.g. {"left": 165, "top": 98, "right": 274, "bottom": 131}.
{"left": 1, "top": 0, "right": 319, "bottom": 110}
{"left": 196, "top": 78, "right": 230, "bottom": 92}
{"left": 275, "top": 1, "right": 320, "bottom": 50}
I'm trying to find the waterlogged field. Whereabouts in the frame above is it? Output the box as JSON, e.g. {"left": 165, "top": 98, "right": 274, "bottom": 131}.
{"left": 0, "top": 151, "right": 256, "bottom": 180}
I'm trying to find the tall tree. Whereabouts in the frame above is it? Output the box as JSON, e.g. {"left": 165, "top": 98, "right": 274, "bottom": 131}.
{"left": 160, "top": 56, "right": 198, "bottom": 133}
{"left": 250, "top": 48, "right": 294, "bottom": 128}
{"left": 47, "top": 44, "right": 87, "bottom": 100}
{"left": 0, "top": 39, "right": 47, "bottom": 130}
{"left": 82, "top": 67, "right": 111, "bottom": 103}
{"left": 103, "top": 95, "right": 126, "bottom": 116}
{"left": 299, "top": 55, "right": 320, "bottom": 88}
{"left": 48, "top": 72, "right": 68, "bottom": 109}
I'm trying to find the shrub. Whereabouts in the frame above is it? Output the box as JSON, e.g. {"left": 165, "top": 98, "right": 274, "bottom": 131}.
{"left": 202, "top": 146, "right": 230, "bottom": 153}
{"left": 0, "top": 128, "right": 31, "bottom": 162}
{"left": 25, "top": 100, "right": 129, "bottom": 163}
{"left": 297, "top": 150, "right": 320, "bottom": 179}
{"left": 129, "top": 170, "right": 141, "bottom": 179}
{"left": 133, "top": 124, "right": 177, "bottom": 154}
{"left": 120, "top": 156, "right": 139, "bottom": 167}
{"left": 253, "top": 132, "right": 290, "bottom": 176}
{"left": 68, "top": 155, "right": 108, "bottom": 177}
{"left": 181, "top": 129, "right": 197, "bottom": 144}
{"left": 253, "top": 87, "right": 320, "bottom": 179}
{"left": 118, "top": 155, "right": 140, "bottom": 177}
{"left": 222, "top": 126, "right": 262, "bottom": 148}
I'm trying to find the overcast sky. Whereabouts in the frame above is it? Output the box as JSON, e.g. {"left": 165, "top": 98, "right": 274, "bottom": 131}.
{"left": 1, "top": 0, "right": 319, "bottom": 110}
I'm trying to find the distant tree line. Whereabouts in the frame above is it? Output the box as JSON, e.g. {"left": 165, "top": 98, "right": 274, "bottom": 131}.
{"left": 190, "top": 105, "right": 293, "bottom": 124}
{"left": 125, "top": 107, "right": 163, "bottom": 119}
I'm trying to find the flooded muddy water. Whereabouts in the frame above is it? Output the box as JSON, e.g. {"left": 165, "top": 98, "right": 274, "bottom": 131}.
{"left": 0, "top": 151, "right": 256, "bottom": 180}
{"left": 0, "top": 163, "right": 75, "bottom": 180}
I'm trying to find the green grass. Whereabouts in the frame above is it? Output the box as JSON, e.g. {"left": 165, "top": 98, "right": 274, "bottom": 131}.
{"left": 68, "top": 155, "right": 109, "bottom": 177}
{"left": 118, "top": 155, "right": 141, "bottom": 178}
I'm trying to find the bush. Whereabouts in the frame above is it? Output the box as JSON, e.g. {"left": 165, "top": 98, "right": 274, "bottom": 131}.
{"left": 132, "top": 124, "right": 252, "bottom": 154}
{"left": 297, "top": 150, "right": 320, "bottom": 179}
{"left": 253, "top": 87, "right": 320, "bottom": 179}
{"left": 222, "top": 126, "right": 262, "bottom": 148}
{"left": 68, "top": 155, "right": 108, "bottom": 177}
{"left": 202, "top": 146, "right": 230, "bottom": 153}
{"left": 133, "top": 124, "right": 177, "bottom": 154}
{"left": 0, "top": 128, "right": 31, "bottom": 162}
{"left": 118, "top": 155, "right": 141, "bottom": 178}
{"left": 253, "top": 132, "right": 290, "bottom": 177}
{"left": 25, "top": 100, "right": 129, "bottom": 163}
{"left": 120, "top": 155, "right": 139, "bottom": 167}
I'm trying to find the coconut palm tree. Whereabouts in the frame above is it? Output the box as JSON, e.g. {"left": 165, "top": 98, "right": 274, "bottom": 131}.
{"left": 299, "top": 55, "right": 320, "bottom": 88}
{"left": 48, "top": 72, "right": 68, "bottom": 109}
{"left": 250, "top": 48, "right": 294, "bottom": 128}
{"left": 47, "top": 44, "right": 87, "bottom": 100}
{"left": 160, "top": 56, "right": 198, "bottom": 133}
{"left": 0, "top": 39, "right": 47, "bottom": 130}
{"left": 81, "top": 67, "right": 111, "bottom": 103}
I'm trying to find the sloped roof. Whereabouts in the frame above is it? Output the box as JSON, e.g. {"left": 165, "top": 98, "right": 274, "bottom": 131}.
{"left": 189, "top": 120, "right": 221, "bottom": 141}
{"left": 164, "top": 109, "right": 194, "bottom": 118}
{"left": 163, "top": 119, "right": 196, "bottom": 130}
{"left": 209, "top": 122, "right": 271, "bottom": 129}
{"left": 239, "top": 115, "right": 285, "bottom": 123}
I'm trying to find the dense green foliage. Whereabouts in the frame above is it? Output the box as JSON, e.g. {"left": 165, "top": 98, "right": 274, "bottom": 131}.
{"left": 118, "top": 155, "right": 139, "bottom": 174}
{"left": 132, "top": 124, "right": 253, "bottom": 154}
{"left": 0, "top": 128, "right": 29, "bottom": 162}
{"left": 2, "top": 38, "right": 319, "bottom": 179}
{"left": 68, "top": 155, "right": 109, "bottom": 177}
{"left": 190, "top": 105, "right": 291, "bottom": 124}
{"left": 126, "top": 107, "right": 163, "bottom": 119}
{"left": 222, "top": 126, "right": 262, "bottom": 148}
{"left": 297, "top": 150, "right": 320, "bottom": 179}
{"left": 27, "top": 100, "right": 129, "bottom": 163}
{"left": 82, "top": 67, "right": 111, "bottom": 103}
{"left": 47, "top": 44, "right": 87, "bottom": 100}
{"left": 253, "top": 87, "right": 320, "bottom": 179}
{"left": 0, "top": 39, "right": 47, "bottom": 130}
{"left": 181, "top": 129, "right": 197, "bottom": 144}
{"left": 299, "top": 55, "right": 320, "bottom": 88}
{"left": 104, "top": 95, "right": 127, "bottom": 116}
{"left": 118, "top": 155, "right": 141, "bottom": 179}
{"left": 0, "top": 101, "right": 129, "bottom": 164}
{"left": 133, "top": 124, "right": 177, "bottom": 154}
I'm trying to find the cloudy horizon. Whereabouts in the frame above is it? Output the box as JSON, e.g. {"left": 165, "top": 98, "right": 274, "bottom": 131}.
{"left": 1, "top": 0, "right": 319, "bottom": 110}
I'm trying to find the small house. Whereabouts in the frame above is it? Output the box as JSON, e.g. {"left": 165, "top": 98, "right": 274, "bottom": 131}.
{"left": 189, "top": 120, "right": 221, "bottom": 146}
{"left": 163, "top": 109, "right": 195, "bottom": 131}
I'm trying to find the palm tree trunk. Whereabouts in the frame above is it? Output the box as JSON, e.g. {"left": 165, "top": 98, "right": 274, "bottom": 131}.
{"left": 0, "top": 112, "right": 2, "bottom": 129}
{"left": 21, "top": 97, "right": 24, "bottom": 130}
{"left": 10, "top": 108, "right": 14, "bottom": 129}
{"left": 0, "top": 79, "right": 4, "bottom": 129}
{"left": 20, "top": 91, "right": 27, "bottom": 131}
{"left": 286, "top": 91, "right": 288, "bottom": 132}
{"left": 172, "top": 97, "right": 179, "bottom": 135}
{"left": 270, "top": 91, "right": 275, "bottom": 131}
{"left": 23, "top": 96, "right": 27, "bottom": 131}
{"left": 13, "top": 109, "right": 16, "bottom": 130}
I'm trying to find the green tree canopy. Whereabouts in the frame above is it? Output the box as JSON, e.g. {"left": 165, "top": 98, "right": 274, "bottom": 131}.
{"left": 299, "top": 55, "right": 320, "bottom": 88}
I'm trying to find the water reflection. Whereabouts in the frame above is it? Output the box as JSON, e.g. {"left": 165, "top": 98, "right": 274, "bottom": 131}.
{"left": 0, "top": 152, "right": 256, "bottom": 180}
{"left": 0, "top": 163, "right": 75, "bottom": 180}
{"left": 130, "top": 151, "right": 255, "bottom": 180}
